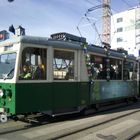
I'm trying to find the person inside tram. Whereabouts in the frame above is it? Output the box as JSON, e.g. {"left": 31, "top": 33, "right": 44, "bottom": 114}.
{"left": 32, "top": 64, "right": 45, "bottom": 80}
{"left": 123, "top": 69, "right": 130, "bottom": 80}
{"left": 91, "top": 63, "right": 99, "bottom": 79}
{"left": 65, "top": 66, "right": 74, "bottom": 80}
{"left": 131, "top": 69, "right": 137, "bottom": 80}
{"left": 110, "top": 65, "right": 115, "bottom": 79}
{"left": 19, "top": 61, "right": 32, "bottom": 80}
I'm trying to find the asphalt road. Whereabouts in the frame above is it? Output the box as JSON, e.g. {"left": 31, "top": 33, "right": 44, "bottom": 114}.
{"left": 0, "top": 101, "right": 140, "bottom": 140}
{"left": 58, "top": 105, "right": 140, "bottom": 140}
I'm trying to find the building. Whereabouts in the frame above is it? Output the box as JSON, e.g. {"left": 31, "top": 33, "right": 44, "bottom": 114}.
{"left": 111, "top": 6, "right": 140, "bottom": 57}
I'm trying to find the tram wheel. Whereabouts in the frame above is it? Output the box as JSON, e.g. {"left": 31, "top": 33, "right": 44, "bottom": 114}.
{"left": 133, "top": 96, "right": 138, "bottom": 103}
{"left": 95, "top": 104, "right": 100, "bottom": 111}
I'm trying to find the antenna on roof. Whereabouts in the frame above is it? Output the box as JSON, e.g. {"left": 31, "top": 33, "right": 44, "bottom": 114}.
{"left": 9, "top": 25, "right": 25, "bottom": 36}
{"left": 9, "top": 24, "right": 15, "bottom": 35}
{"left": 15, "top": 26, "right": 25, "bottom": 36}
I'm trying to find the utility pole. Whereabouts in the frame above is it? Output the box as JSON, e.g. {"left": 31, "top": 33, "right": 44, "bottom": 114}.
{"left": 102, "top": 0, "right": 111, "bottom": 45}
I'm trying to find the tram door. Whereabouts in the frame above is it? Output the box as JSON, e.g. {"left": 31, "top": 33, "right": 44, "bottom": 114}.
{"left": 52, "top": 49, "right": 78, "bottom": 112}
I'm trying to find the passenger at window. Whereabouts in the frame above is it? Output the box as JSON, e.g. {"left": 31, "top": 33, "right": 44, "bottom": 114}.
{"left": 131, "top": 70, "right": 137, "bottom": 80}
{"left": 19, "top": 64, "right": 31, "bottom": 79}
{"left": 65, "top": 67, "right": 74, "bottom": 80}
{"left": 91, "top": 63, "right": 99, "bottom": 79}
{"left": 110, "top": 65, "right": 115, "bottom": 79}
{"left": 32, "top": 64, "right": 45, "bottom": 80}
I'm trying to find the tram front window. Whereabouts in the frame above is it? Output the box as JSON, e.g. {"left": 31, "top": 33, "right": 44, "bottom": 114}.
{"left": 0, "top": 53, "right": 16, "bottom": 79}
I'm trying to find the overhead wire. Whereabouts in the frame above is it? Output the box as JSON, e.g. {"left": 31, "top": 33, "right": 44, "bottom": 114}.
{"left": 85, "top": 0, "right": 95, "bottom": 6}
{"left": 85, "top": 0, "right": 101, "bottom": 5}
{"left": 110, "top": 9, "right": 117, "bottom": 46}
{"left": 77, "top": 0, "right": 102, "bottom": 43}
{"left": 78, "top": 0, "right": 138, "bottom": 48}
{"left": 85, "top": 14, "right": 102, "bottom": 45}
{"left": 121, "top": 0, "right": 133, "bottom": 8}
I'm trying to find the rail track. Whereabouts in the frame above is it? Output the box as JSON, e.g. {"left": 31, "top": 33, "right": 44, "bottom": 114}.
{"left": 127, "top": 131, "right": 140, "bottom": 140}
{"left": 52, "top": 103, "right": 140, "bottom": 140}
{"left": 0, "top": 101, "right": 140, "bottom": 140}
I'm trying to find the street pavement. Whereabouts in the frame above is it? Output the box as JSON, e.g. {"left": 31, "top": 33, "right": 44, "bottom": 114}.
{"left": 0, "top": 102, "right": 140, "bottom": 140}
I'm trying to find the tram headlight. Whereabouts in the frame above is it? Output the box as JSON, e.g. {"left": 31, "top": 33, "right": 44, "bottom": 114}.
{"left": 0, "top": 89, "right": 4, "bottom": 97}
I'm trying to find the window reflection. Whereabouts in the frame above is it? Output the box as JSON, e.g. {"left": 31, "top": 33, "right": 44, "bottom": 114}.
{"left": 19, "top": 47, "right": 46, "bottom": 80}
{"left": 53, "top": 50, "right": 74, "bottom": 80}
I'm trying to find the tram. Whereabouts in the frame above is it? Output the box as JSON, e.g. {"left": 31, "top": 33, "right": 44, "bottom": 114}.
{"left": 0, "top": 32, "right": 139, "bottom": 122}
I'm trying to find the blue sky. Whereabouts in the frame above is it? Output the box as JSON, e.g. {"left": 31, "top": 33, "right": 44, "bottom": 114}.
{"left": 0, "top": 0, "right": 139, "bottom": 43}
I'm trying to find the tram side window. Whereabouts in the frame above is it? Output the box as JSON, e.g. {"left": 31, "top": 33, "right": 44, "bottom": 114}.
{"left": 90, "top": 55, "right": 122, "bottom": 80}
{"left": 19, "top": 47, "right": 46, "bottom": 80}
{"left": 133, "top": 62, "right": 138, "bottom": 80}
{"left": 110, "top": 58, "right": 122, "bottom": 80}
{"left": 123, "top": 61, "right": 136, "bottom": 80}
{"left": 90, "top": 55, "right": 105, "bottom": 80}
{"left": 53, "top": 50, "right": 74, "bottom": 80}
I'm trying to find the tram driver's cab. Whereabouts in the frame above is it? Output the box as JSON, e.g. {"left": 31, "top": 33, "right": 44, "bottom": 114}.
{"left": 0, "top": 43, "right": 18, "bottom": 122}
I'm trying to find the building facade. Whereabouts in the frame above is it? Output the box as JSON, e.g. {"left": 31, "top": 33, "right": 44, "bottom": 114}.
{"left": 111, "top": 6, "right": 140, "bottom": 57}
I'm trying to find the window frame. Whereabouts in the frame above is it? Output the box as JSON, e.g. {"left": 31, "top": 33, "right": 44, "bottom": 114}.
{"left": 53, "top": 48, "right": 78, "bottom": 82}
{"left": 123, "top": 59, "right": 138, "bottom": 81}
{"left": 18, "top": 45, "right": 48, "bottom": 82}
{"left": 90, "top": 52, "right": 123, "bottom": 81}
{"left": 117, "top": 37, "right": 123, "bottom": 43}
{"left": 117, "top": 17, "right": 123, "bottom": 23}
{"left": 117, "top": 27, "right": 123, "bottom": 32}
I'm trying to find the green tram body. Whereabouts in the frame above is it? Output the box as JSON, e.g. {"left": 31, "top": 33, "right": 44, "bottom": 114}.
{"left": 0, "top": 34, "right": 139, "bottom": 121}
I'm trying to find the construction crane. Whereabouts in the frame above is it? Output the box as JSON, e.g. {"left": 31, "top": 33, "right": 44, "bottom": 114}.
{"left": 102, "top": 0, "right": 111, "bottom": 45}
{"left": 86, "top": 0, "right": 111, "bottom": 45}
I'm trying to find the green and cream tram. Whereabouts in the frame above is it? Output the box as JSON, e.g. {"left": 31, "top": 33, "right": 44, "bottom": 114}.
{"left": 0, "top": 33, "right": 139, "bottom": 122}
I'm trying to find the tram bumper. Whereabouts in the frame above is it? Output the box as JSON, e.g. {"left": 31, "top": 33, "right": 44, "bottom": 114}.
{"left": 0, "top": 89, "right": 8, "bottom": 123}
{"left": 0, "top": 108, "right": 8, "bottom": 123}
{"left": 0, "top": 113, "right": 7, "bottom": 123}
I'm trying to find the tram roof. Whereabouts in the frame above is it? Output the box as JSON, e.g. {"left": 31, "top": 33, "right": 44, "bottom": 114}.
{"left": 0, "top": 35, "right": 82, "bottom": 50}
{"left": 88, "top": 45, "right": 136, "bottom": 60}
{"left": 0, "top": 35, "right": 137, "bottom": 61}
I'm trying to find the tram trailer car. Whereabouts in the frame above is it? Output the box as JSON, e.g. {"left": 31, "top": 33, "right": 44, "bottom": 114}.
{"left": 0, "top": 33, "right": 139, "bottom": 122}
